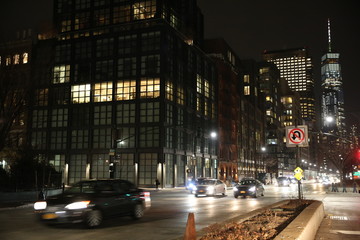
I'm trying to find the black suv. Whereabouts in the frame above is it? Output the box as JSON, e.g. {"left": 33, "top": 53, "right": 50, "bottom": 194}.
{"left": 34, "top": 179, "right": 150, "bottom": 228}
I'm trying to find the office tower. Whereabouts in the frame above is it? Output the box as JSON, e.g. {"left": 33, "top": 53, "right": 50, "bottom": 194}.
{"left": 263, "top": 47, "right": 315, "bottom": 122}
{"left": 321, "top": 19, "right": 345, "bottom": 134}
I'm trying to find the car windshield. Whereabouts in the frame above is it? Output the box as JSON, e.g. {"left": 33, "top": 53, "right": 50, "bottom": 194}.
{"left": 278, "top": 177, "right": 288, "bottom": 181}
{"left": 239, "top": 180, "right": 256, "bottom": 185}
{"left": 65, "top": 182, "right": 97, "bottom": 194}
{"left": 196, "top": 179, "right": 216, "bottom": 185}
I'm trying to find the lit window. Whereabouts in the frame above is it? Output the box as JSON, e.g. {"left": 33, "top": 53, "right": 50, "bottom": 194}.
{"left": 140, "top": 78, "right": 160, "bottom": 98}
{"left": 94, "top": 82, "right": 113, "bottom": 102}
{"left": 244, "top": 86, "right": 250, "bottom": 95}
{"left": 133, "top": 1, "right": 156, "bottom": 20}
{"left": 177, "top": 87, "right": 184, "bottom": 105}
{"left": 22, "top": 53, "right": 28, "bottom": 64}
{"left": 204, "top": 101, "right": 209, "bottom": 116}
{"left": 204, "top": 80, "right": 210, "bottom": 97}
{"left": 14, "top": 54, "right": 20, "bottom": 64}
{"left": 196, "top": 74, "right": 202, "bottom": 93}
{"left": 196, "top": 95, "right": 201, "bottom": 112}
{"left": 165, "top": 81, "right": 173, "bottom": 101}
{"left": 53, "top": 65, "right": 71, "bottom": 83}
{"left": 6, "top": 56, "right": 11, "bottom": 65}
{"left": 71, "top": 84, "right": 91, "bottom": 104}
{"left": 116, "top": 80, "right": 136, "bottom": 100}
{"left": 61, "top": 20, "right": 71, "bottom": 32}
{"left": 244, "top": 75, "right": 250, "bottom": 83}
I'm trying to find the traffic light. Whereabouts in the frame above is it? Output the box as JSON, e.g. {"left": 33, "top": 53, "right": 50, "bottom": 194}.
{"left": 355, "top": 149, "right": 360, "bottom": 162}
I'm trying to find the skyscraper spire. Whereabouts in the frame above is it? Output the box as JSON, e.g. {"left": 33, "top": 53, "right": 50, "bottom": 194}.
{"left": 327, "top": 18, "right": 332, "bottom": 52}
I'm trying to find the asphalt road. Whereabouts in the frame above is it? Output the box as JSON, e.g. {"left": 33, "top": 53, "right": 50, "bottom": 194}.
{"left": 0, "top": 183, "right": 352, "bottom": 240}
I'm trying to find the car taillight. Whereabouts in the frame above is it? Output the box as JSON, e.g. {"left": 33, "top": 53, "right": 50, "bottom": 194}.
{"left": 139, "top": 191, "right": 151, "bottom": 201}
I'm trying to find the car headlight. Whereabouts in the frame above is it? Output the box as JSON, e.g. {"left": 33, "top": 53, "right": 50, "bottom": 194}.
{"left": 249, "top": 186, "right": 256, "bottom": 192}
{"left": 192, "top": 186, "right": 197, "bottom": 191}
{"left": 233, "top": 186, "right": 238, "bottom": 191}
{"left": 65, "top": 201, "right": 90, "bottom": 210}
{"left": 34, "top": 201, "right": 47, "bottom": 210}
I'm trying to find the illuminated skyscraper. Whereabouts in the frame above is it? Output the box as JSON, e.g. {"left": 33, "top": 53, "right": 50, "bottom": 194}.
{"left": 321, "top": 19, "right": 345, "bottom": 134}
{"left": 263, "top": 47, "right": 315, "bottom": 122}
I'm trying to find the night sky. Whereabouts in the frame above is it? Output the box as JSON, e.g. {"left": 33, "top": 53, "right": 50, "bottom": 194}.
{"left": 1, "top": 0, "right": 359, "bottom": 125}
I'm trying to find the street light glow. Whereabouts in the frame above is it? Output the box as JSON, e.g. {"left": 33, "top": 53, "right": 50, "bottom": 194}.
{"left": 325, "top": 116, "right": 334, "bottom": 123}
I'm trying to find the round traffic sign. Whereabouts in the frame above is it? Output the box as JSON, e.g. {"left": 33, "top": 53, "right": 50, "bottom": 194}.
{"left": 288, "top": 128, "right": 305, "bottom": 144}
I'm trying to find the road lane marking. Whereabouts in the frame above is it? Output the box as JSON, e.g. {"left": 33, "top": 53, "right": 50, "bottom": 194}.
{"left": 329, "top": 230, "right": 360, "bottom": 235}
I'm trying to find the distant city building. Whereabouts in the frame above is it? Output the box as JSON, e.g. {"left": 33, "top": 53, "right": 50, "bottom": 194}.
{"left": 239, "top": 59, "right": 267, "bottom": 179}
{"left": 203, "top": 39, "right": 241, "bottom": 182}
{"left": 204, "top": 39, "right": 267, "bottom": 182}
{"left": 321, "top": 19, "right": 345, "bottom": 135}
{"left": 263, "top": 47, "right": 316, "bottom": 122}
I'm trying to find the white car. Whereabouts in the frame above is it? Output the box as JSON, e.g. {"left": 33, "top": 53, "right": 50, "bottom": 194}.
{"left": 192, "top": 178, "right": 227, "bottom": 197}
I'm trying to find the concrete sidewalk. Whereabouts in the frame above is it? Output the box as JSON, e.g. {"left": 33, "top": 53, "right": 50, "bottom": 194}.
{"left": 315, "top": 192, "right": 360, "bottom": 240}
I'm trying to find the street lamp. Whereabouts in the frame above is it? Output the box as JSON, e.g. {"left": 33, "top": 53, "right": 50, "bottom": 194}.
{"left": 325, "top": 116, "right": 334, "bottom": 123}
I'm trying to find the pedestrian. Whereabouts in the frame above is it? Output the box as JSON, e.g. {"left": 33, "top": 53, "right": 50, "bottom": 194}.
{"left": 334, "top": 182, "right": 339, "bottom": 192}
{"left": 342, "top": 182, "right": 347, "bottom": 193}
{"left": 38, "top": 188, "right": 45, "bottom": 200}
{"left": 353, "top": 182, "right": 358, "bottom": 193}
{"left": 155, "top": 178, "right": 160, "bottom": 190}
{"left": 331, "top": 182, "right": 335, "bottom": 192}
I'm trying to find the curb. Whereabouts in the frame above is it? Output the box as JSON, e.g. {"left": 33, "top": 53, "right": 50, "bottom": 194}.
{"left": 274, "top": 200, "right": 324, "bottom": 240}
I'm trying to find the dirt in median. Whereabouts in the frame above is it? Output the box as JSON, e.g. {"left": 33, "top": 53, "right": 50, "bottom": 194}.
{"left": 199, "top": 199, "right": 313, "bottom": 240}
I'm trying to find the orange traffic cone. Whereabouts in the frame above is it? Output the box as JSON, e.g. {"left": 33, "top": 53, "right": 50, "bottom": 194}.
{"left": 184, "top": 212, "right": 196, "bottom": 240}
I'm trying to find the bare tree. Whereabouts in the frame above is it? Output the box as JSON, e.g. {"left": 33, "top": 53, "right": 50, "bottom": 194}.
{"left": 318, "top": 134, "right": 354, "bottom": 182}
{"left": 0, "top": 43, "right": 30, "bottom": 153}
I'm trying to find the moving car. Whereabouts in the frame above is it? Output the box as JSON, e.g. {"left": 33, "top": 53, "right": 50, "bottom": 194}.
{"left": 34, "top": 179, "right": 150, "bottom": 228}
{"left": 277, "top": 177, "right": 290, "bottom": 186}
{"left": 192, "top": 178, "right": 226, "bottom": 197}
{"left": 233, "top": 178, "right": 264, "bottom": 198}
{"left": 288, "top": 177, "right": 297, "bottom": 184}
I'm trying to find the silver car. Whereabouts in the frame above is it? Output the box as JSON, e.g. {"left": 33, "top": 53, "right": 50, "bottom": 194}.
{"left": 192, "top": 178, "right": 227, "bottom": 197}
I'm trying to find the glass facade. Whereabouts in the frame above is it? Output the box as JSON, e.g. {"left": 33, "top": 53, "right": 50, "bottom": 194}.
{"left": 263, "top": 48, "right": 315, "bottom": 121}
{"left": 27, "top": 0, "right": 218, "bottom": 187}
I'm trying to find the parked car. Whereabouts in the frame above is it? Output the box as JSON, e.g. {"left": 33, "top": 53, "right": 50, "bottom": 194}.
{"left": 192, "top": 178, "right": 227, "bottom": 197}
{"left": 277, "top": 177, "right": 290, "bottom": 186}
{"left": 233, "top": 178, "right": 264, "bottom": 198}
{"left": 34, "top": 179, "right": 150, "bottom": 228}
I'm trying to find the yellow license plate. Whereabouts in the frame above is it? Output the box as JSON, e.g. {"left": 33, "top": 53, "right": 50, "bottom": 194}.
{"left": 42, "top": 213, "right": 58, "bottom": 219}
{"left": 240, "top": 191, "right": 246, "bottom": 193}
{"left": 199, "top": 190, "right": 204, "bottom": 193}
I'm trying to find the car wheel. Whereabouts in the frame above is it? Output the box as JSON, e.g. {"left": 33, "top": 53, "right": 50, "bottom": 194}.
{"left": 85, "top": 209, "right": 102, "bottom": 228}
{"left": 234, "top": 193, "right": 239, "bottom": 198}
{"left": 132, "top": 204, "right": 144, "bottom": 220}
{"left": 195, "top": 194, "right": 198, "bottom": 197}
